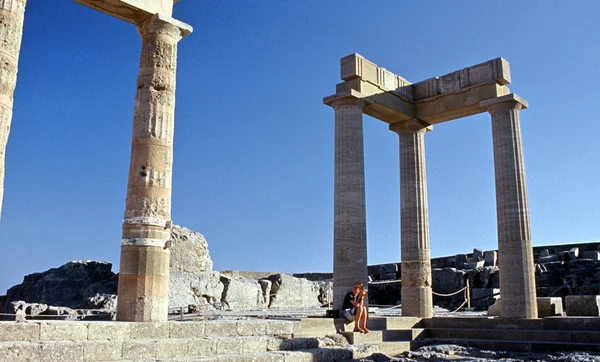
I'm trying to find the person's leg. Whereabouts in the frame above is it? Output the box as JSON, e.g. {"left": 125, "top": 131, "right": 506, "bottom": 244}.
{"left": 354, "top": 307, "right": 364, "bottom": 332}
{"left": 360, "top": 306, "right": 369, "bottom": 332}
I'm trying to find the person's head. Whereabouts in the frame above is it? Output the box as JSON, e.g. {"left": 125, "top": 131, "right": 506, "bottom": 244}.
{"left": 352, "top": 281, "right": 363, "bottom": 294}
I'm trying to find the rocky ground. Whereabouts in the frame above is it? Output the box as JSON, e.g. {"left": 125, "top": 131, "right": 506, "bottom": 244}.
{"left": 359, "top": 345, "right": 600, "bottom": 362}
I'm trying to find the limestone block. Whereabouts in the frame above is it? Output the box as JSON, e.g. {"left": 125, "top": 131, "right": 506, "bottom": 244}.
{"left": 242, "top": 336, "right": 269, "bottom": 353}
{"left": 187, "top": 337, "right": 215, "bottom": 356}
{"left": 473, "top": 248, "right": 483, "bottom": 260}
{"left": 432, "top": 268, "right": 465, "bottom": 295}
{"left": 170, "top": 225, "right": 214, "bottom": 273}
{"left": 484, "top": 251, "right": 497, "bottom": 267}
{"left": 582, "top": 251, "right": 600, "bottom": 260}
{"left": 258, "top": 279, "right": 272, "bottom": 305}
{"left": 467, "top": 260, "right": 485, "bottom": 269}
{"left": 205, "top": 320, "right": 238, "bottom": 337}
{"left": 274, "top": 351, "right": 314, "bottom": 362}
{"left": 122, "top": 339, "right": 159, "bottom": 360}
{"left": 0, "top": 322, "right": 40, "bottom": 341}
{"left": 40, "top": 341, "right": 85, "bottom": 361}
{"left": 237, "top": 320, "right": 268, "bottom": 336}
{"left": 266, "top": 320, "right": 295, "bottom": 337}
{"left": 130, "top": 322, "right": 169, "bottom": 339}
{"left": 83, "top": 340, "right": 122, "bottom": 361}
{"left": 487, "top": 299, "right": 501, "bottom": 316}
{"left": 380, "top": 273, "right": 397, "bottom": 280}
{"left": 559, "top": 251, "right": 574, "bottom": 261}
{"left": 88, "top": 321, "right": 131, "bottom": 340}
{"left": 455, "top": 254, "right": 468, "bottom": 270}
{"left": 169, "top": 321, "right": 205, "bottom": 338}
{"left": 540, "top": 249, "right": 550, "bottom": 257}
{"left": 471, "top": 288, "right": 500, "bottom": 309}
{"left": 168, "top": 270, "right": 223, "bottom": 310}
{"left": 267, "top": 274, "right": 321, "bottom": 309}
{"left": 156, "top": 338, "right": 189, "bottom": 359}
{"left": 39, "top": 321, "right": 88, "bottom": 340}
{"left": 537, "top": 297, "right": 563, "bottom": 317}
{"left": 537, "top": 255, "right": 559, "bottom": 264}
{"left": 215, "top": 336, "right": 244, "bottom": 354}
{"left": 565, "top": 295, "right": 600, "bottom": 316}
{"left": 0, "top": 341, "right": 38, "bottom": 361}
{"left": 73, "top": 0, "right": 175, "bottom": 24}
{"left": 220, "top": 276, "right": 264, "bottom": 310}
{"left": 569, "top": 247, "right": 580, "bottom": 259}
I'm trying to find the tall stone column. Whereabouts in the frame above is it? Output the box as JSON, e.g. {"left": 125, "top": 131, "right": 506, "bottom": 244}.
{"left": 481, "top": 94, "right": 537, "bottom": 319}
{"left": 117, "top": 14, "right": 191, "bottom": 322}
{"left": 331, "top": 96, "right": 368, "bottom": 311}
{"left": 390, "top": 119, "right": 433, "bottom": 318}
{"left": 0, "top": 0, "right": 26, "bottom": 220}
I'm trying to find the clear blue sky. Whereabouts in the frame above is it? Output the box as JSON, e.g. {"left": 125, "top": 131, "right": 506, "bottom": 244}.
{"left": 1, "top": 1, "right": 599, "bottom": 294}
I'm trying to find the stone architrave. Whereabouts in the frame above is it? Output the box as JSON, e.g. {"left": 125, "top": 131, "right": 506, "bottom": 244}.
{"left": 118, "top": 13, "right": 192, "bottom": 322}
{"left": 0, "top": 0, "right": 27, "bottom": 220}
{"left": 390, "top": 119, "right": 433, "bottom": 318}
{"left": 327, "top": 94, "right": 369, "bottom": 311}
{"left": 481, "top": 93, "right": 537, "bottom": 319}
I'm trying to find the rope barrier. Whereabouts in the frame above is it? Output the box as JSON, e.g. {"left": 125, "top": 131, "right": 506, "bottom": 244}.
{"left": 431, "top": 286, "right": 467, "bottom": 297}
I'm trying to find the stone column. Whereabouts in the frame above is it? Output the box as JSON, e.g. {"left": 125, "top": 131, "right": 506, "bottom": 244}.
{"left": 0, "top": 0, "right": 26, "bottom": 220}
{"left": 481, "top": 94, "right": 537, "bottom": 319}
{"left": 390, "top": 119, "right": 433, "bottom": 318}
{"left": 330, "top": 96, "right": 368, "bottom": 311}
{"left": 117, "top": 14, "right": 191, "bottom": 322}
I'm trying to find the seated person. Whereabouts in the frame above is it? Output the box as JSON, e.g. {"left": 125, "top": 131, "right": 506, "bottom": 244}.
{"left": 340, "top": 281, "right": 370, "bottom": 333}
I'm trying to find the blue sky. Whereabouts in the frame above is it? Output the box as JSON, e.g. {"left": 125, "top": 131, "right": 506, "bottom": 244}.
{"left": 1, "top": 1, "right": 599, "bottom": 293}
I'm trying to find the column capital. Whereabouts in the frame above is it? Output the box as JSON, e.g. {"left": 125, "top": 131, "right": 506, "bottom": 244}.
{"left": 138, "top": 13, "right": 193, "bottom": 39}
{"left": 323, "top": 89, "right": 370, "bottom": 109}
{"left": 480, "top": 93, "right": 528, "bottom": 113}
{"left": 389, "top": 118, "right": 432, "bottom": 134}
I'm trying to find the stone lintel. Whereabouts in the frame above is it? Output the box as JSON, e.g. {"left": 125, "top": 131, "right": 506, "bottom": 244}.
{"left": 480, "top": 93, "right": 528, "bottom": 110}
{"left": 412, "top": 57, "right": 511, "bottom": 101}
{"left": 340, "top": 53, "right": 414, "bottom": 100}
{"left": 73, "top": 0, "right": 178, "bottom": 25}
{"left": 415, "top": 83, "right": 510, "bottom": 125}
{"left": 389, "top": 119, "right": 432, "bottom": 134}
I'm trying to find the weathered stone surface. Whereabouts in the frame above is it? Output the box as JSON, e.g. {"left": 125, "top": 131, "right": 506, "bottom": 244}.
{"left": 582, "top": 251, "right": 600, "bottom": 260}
{"left": 455, "top": 254, "right": 468, "bottom": 270}
{"left": 537, "top": 255, "right": 559, "bottom": 264}
{"left": 565, "top": 295, "right": 600, "bottom": 316}
{"left": 170, "top": 225, "right": 213, "bottom": 273}
{"left": 315, "top": 281, "right": 333, "bottom": 307}
{"left": 266, "top": 274, "right": 320, "bottom": 309}
{"left": 39, "top": 321, "right": 88, "bottom": 340}
{"left": 537, "top": 297, "right": 563, "bottom": 317}
{"left": 258, "top": 279, "right": 272, "bottom": 306}
{"left": 220, "top": 276, "right": 264, "bottom": 310}
{"left": 169, "top": 269, "right": 223, "bottom": 310}
{"left": 471, "top": 288, "right": 500, "bottom": 309}
{"left": 487, "top": 298, "right": 501, "bottom": 316}
{"left": 473, "top": 248, "right": 483, "bottom": 260}
{"left": 432, "top": 268, "right": 465, "bottom": 295}
{"left": 3, "top": 261, "right": 118, "bottom": 313}
{"left": 540, "top": 249, "right": 550, "bottom": 257}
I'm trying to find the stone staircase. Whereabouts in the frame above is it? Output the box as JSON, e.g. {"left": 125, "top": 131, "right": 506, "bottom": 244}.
{"left": 421, "top": 316, "right": 600, "bottom": 353}
{"left": 0, "top": 318, "right": 384, "bottom": 361}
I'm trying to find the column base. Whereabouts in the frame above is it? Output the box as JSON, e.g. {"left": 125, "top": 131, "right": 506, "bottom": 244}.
{"left": 117, "top": 245, "right": 170, "bottom": 322}
{"left": 402, "top": 286, "right": 433, "bottom": 318}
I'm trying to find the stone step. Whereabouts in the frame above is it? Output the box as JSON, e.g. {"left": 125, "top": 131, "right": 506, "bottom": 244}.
{"left": 424, "top": 316, "right": 600, "bottom": 331}
{"left": 426, "top": 328, "right": 600, "bottom": 344}
{"left": 427, "top": 338, "right": 600, "bottom": 353}
{"left": 292, "top": 318, "right": 337, "bottom": 338}
{"left": 0, "top": 320, "right": 297, "bottom": 342}
{"left": 376, "top": 341, "right": 411, "bottom": 356}
{"left": 0, "top": 336, "right": 295, "bottom": 361}
{"left": 382, "top": 328, "right": 427, "bottom": 341}
{"left": 338, "top": 316, "right": 422, "bottom": 332}
{"left": 339, "top": 330, "right": 383, "bottom": 344}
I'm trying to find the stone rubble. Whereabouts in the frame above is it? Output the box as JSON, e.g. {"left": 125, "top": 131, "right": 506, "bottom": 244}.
{"left": 356, "top": 344, "right": 600, "bottom": 362}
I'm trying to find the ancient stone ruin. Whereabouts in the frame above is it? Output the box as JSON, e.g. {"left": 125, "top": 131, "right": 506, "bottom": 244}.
{"left": 324, "top": 54, "right": 536, "bottom": 319}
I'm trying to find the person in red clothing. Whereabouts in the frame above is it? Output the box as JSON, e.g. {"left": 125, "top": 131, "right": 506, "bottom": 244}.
{"left": 340, "top": 281, "right": 370, "bottom": 333}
